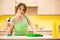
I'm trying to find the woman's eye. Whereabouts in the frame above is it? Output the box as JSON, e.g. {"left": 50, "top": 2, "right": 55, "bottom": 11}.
{"left": 23, "top": 9, "right": 24, "bottom": 11}
{"left": 19, "top": 8, "right": 21, "bottom": 10}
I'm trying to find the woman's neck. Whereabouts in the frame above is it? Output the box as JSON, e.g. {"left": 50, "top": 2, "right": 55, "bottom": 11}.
{"left": 15, "top": 14, "right": 23, "bottom": 19}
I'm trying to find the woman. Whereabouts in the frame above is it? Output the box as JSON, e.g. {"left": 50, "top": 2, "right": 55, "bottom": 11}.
{"left": 7, "top": 3, "right": 37, "bottom": 36}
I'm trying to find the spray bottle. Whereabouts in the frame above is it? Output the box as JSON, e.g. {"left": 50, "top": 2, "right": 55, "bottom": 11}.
{"left": 6, "top": 18, "right": 11, "bottom": 36}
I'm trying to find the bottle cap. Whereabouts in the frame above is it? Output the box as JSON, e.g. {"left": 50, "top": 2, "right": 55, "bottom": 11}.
{"left": 7, "top": 18, "right": 11, "bottom": 22}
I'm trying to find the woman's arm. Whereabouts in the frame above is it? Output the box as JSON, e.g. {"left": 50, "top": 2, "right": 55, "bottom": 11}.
{"left": 25, "top": 15, "right": 37, "bottom": 33}
{"left": 6, "top": 18, "right": 14, "bottom": 36}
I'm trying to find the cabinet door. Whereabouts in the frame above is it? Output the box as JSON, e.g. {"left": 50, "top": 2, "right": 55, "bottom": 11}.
{"left": 16, "top": 0, "right": 37, "bottom": 7}
{"left": 0, "top": 0, "right": 15, "bottom": 15}
{"left": 38, "top": 0, "right": 60, "bottom": 15}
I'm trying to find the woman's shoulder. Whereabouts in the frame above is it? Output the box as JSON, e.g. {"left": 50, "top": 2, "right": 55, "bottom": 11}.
{"left": 24, "top": 14, "right": 30, "bottom": 20}
{"left": 24, "top": 14, "right": 29, "bottom": 18}
{"left": 11, "top": 16, "right": 15, "bottom": 20}
{"left": 10, "top": 16, "right": 16, "bottom": 22}
{"left": 10, "top": 16, "right": 16, "bottom": 25}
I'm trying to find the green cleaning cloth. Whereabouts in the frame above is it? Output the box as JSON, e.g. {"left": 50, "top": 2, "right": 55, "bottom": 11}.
{"left": 26, "top": 33, "right": 43, "bottom": 37}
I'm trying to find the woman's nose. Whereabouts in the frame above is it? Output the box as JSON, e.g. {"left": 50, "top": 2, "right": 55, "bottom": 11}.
{"left": 20, "top": 10, "right": 23, "bottom": 13}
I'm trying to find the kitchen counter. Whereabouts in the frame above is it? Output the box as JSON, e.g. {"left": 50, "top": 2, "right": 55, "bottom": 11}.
{"left": 0, "top": 29, "right": 52, "bottom": 36}
{"left": 0, "top": 35, "right": 60, "bottom": 40}
{"left": 0, "top": 28, "right": 52, "bottom": 32}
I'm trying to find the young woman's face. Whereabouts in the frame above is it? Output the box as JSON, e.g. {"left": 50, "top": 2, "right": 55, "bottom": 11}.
{"left": 17, "top": 5, "right": 25, "bottom": 15}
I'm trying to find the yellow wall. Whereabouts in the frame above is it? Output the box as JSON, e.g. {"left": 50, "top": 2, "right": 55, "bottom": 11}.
{"left": 0, "top": 16, "right": 13, "bottom": 29}
{"left": 30, "top": 16, "right": 60, "bottom": 28}
{"left": 0, "top": 15, "right": 60, "bottom": 29}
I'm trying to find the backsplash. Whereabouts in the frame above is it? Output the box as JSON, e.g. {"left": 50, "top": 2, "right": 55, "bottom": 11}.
{"left": 0, "top": 15, "right": 60, "bottom": 29}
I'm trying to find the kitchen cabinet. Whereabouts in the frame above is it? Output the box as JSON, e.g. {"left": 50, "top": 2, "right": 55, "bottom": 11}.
{"left": 0, "top": 0, "right": 37, "bottom": 15}
{"left": 0, "top": 0, "right": 15, "bottom": 15}
{"left": 38, "top": 0, "right": 60, "bottom": 15}
{"left": 15, "top": 0, "right": 38, "bottom": 15}
{"left": 15, "top": 0, "right": 37, "bottom": 7}
{"left": 26, "top": 7, "right": 37, "bottom": 15}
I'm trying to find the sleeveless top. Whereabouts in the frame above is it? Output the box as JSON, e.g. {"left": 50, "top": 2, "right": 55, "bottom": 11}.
{"left": 13, "top": 15, "right": 28, "bottom": 36}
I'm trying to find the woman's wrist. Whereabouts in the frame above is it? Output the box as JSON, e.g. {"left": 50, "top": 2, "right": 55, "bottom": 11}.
{"left": 7, "top": 34, "right": 11, "bottom": 36}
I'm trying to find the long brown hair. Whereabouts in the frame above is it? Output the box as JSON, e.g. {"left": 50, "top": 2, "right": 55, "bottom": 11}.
{"left": 15, "top": 3, "right": 26, "bottom": 14}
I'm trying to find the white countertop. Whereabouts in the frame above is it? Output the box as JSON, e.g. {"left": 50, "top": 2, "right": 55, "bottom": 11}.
{"left": 0, "top": 35, "right": 60, "bottom": 40}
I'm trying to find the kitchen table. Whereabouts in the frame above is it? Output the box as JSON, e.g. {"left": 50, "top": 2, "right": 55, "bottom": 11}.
{"left": 0, "top": 35, "right": 60, "bottom": 40}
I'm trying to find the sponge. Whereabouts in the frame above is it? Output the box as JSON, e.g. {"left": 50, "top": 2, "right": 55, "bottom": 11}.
{"left": 26, "top": 33, "right": 43, "bottom": 37}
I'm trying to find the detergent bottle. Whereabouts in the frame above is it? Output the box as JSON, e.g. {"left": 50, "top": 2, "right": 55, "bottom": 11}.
{"left": 58, "top": 25, "right": 60, "bottom": 37}
{"left": 52, "top": 20, "right": 59, "bottom": 37}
